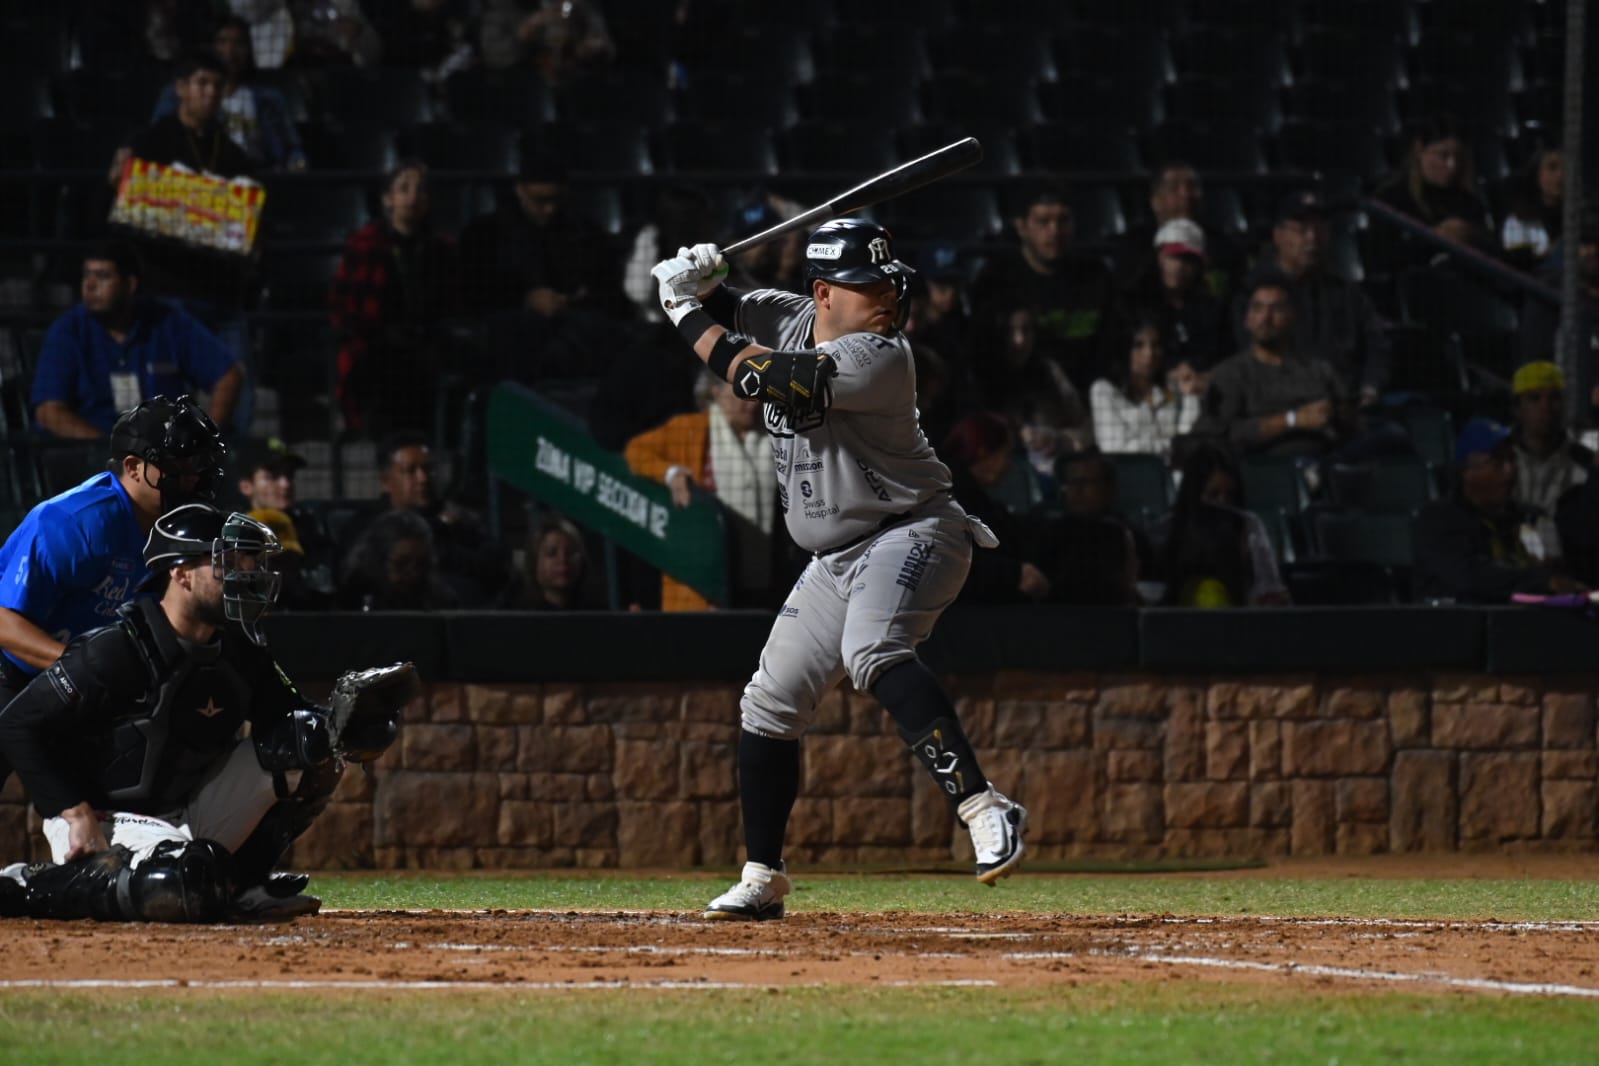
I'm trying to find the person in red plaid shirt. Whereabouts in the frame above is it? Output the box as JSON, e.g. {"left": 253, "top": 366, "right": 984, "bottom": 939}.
{"left": 329, "top": 159, "right": 460, "bottom": 435}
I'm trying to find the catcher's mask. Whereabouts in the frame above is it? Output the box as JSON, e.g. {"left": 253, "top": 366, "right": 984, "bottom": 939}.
{"left": 143, "top": 504, "right": 283, "bottom": 644}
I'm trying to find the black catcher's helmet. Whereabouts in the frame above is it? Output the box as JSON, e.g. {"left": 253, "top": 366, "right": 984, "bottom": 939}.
{"left": 143, "top": 504, "right": 283, "bottom": 644}
{"left": 108, "top": 395, "right": 226, "bottom": 510}
{"left": 803, "top": 217, "right": 916, "bottom": 301}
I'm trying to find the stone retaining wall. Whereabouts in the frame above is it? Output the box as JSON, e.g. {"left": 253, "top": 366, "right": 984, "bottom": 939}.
{"left": 3, "top": 673, "right": 1594, "bottom": 868}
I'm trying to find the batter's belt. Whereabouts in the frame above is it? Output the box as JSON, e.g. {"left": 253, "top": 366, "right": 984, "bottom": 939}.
{"left": 813, "top": 492, "right": 953, "bottom": 558}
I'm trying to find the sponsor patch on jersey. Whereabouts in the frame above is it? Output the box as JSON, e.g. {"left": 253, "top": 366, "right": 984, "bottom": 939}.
{"left": 806, "top": 243, "right": 843, "bottom": 260}
{"left": 780, "top": 605, "right": 799, "bottom": 618}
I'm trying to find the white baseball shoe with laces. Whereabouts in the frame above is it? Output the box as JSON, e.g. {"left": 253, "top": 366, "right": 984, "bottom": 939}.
{"left": 959, "top": 787, "right": 1027, "bottom": 884}
{"left": 703, "top": 861, "right": 791, "bottom": 921}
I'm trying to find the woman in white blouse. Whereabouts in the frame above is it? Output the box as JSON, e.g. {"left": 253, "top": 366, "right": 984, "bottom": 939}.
{"left": 1089, "top": 318, "right": 1202, "bottom": 458}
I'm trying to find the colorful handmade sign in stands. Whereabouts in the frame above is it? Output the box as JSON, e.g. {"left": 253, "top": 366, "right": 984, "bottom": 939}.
{"left": 109, "top": 157, "right": 266, "bottom": 256}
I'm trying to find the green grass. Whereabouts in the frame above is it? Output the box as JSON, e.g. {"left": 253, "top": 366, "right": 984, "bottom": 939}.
{"left": 1, "top": 985, "right": 1595, "bottom": 1066}
{"left": 314, "top": 870, "right": 1599, "bottom": 922}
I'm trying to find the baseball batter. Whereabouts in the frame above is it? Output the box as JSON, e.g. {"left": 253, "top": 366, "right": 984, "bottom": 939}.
{"left": 651, "top": 218, "right": 1027, "bottom": 921}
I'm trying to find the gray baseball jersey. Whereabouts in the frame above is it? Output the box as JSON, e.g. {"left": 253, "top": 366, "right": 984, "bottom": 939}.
{"left": 735, "top": 289, "right": 953, "bottom": 554}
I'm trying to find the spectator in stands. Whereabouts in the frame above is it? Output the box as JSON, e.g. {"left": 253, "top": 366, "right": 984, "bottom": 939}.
{"left": 1090, "top": 316, "right": 1200, "bottom": 458}
{"left": 1372, "top": 115, "right": 1494, "bottom": 273}
{"left": 905, "top": 241, "right": 972, "bottom": 368}
{"left": 338, "top": 508, "right": 458, "bottom": 610}
{"left": 1518, "top": 205, "right": 1599, "bottom": 403}
{"left": 509, "top": 514, "right": 589, "bottom": 610}
{"left": 459, "top": 147, "right": 627, "bottom": 381}
{"left": 339, "top": 432, "right": 511, "bottom": 607}
{"left": 152, "top": 16, "right": 307, "bottom": 172}
{"left": 941, "top": 412, "right": 1051, "bottom": 605}
{"left": 329, "top": 158, "right": 459, "bottom": 435}
{"left": 971, "top": 184, "right": 1115, "bottom": 394}
{"left": 1239, "top": 191, "right": 1390, "bottom": 405}
{"left": 1149, "top": 442, "right": 1288, "bottom": 608}
{"left": 973, "top": 305, "right": 1093, "bottom": 478}
{"left": 1054, "top": 447, "right": 1154, "bottom": 583}
{"left": 232, "top": 0, "right": 383, "bottom": 69}
{"left": 624, "top": 371, "right": 780, "bottom": 611}
{"left": 1508, "top": 361, "right": 1592, "bottom": 561}
{"left": 480, "top": 0, "right": 615, "bottom": 84}
{"left": 1196, "top": 274, "right": 1353, "bottom": 459}
{"left": 1412, "top": 419, "right": 1583, "bottom": 604}
{"left": 1119, "top": 218, "right": 1228, "bottom": 377}
{"left": 1498, "top": 142, "right": 1564, "bottom": 274}
{"left": 1113, "top": 161, "right": 1241, "bottom": 300}
{"left": 368, "top": 0, "right": 475, "bottom": 82}
{"left": 623, "top": 184, "right": 715, "bottom": 324}
{"left": 721, "top": 194, "right": 806, "bottom": 295}
{"left": 234, "top": 438, "right": 336, "bottom": 608}
{"left": 32, "top": 243, "right": 242, "bottom": 440}
{"left": 140, "top": 1, "right": 219, "bottom": 62}
{"left": 113, "top": 50, "right": 258, "bottom": 436}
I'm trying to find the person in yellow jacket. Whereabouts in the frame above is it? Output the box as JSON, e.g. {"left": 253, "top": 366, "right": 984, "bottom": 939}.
{"left": 624, "top": 372, "right": 776, "bottom": 610}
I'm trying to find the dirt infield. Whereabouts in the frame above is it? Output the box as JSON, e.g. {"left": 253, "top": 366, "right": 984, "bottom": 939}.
{"left": 4, "top": 906, "right": 1598, "bottom": 998}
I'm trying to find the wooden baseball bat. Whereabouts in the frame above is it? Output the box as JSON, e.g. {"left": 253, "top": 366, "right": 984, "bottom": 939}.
{"left": 720, "top": 137, "right": 984, "bottom": 256}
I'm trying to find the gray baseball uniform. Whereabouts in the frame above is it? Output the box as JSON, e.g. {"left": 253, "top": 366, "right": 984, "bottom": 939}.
{"left": 734, "top": 290, "right": 996, "bottom": 740}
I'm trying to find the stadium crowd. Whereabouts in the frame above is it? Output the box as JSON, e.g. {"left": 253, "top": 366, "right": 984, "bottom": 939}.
{"left": 2, "top": 0, "right": 1596, "bottom": 611}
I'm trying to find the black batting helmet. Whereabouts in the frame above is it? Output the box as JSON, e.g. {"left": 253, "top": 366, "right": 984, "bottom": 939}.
{"left": 804, "top": 217, "right": 915, "bottom": 297}
{"left": 109, "top": 395, "right": 226, "bottom": 510}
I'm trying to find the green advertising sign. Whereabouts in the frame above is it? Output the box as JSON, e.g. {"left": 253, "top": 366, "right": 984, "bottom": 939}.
{"left": 486, "top": 383, "right": 729, "bottom": 605}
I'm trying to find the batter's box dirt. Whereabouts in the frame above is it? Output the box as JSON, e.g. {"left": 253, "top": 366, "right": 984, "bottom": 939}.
{"left": 4, "top": 911, "right": 1599, "bottom": 997}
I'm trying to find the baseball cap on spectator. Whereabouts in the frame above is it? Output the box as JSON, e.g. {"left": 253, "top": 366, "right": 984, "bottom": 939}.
{"left": 1453, "top": 417, "right": 1513, "bottom": 466}
{"left": 1153, "top": 219, "right": 1206, "bottom": 259}
{"left": 920, "top": 241, "right": 967, "bottom": 282}
{"left": 1277, "top": 190, "right": 1330, "bottom": 223}
{"left": 239, "top": 437, "right": 307, "bottom": 478}
{"left": 1512, "top": 361, "right": 1566, "bottom": 395}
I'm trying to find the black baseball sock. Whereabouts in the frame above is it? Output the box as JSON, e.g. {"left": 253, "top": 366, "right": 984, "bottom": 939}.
{"left": 739, "top": 729, "right": 799, "bottom": 870}
{"left": 873, "top": 659, "right": 989, "bottom": 804}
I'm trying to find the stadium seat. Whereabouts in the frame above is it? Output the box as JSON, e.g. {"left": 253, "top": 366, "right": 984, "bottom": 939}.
{"left": 1396, "top": 268, "right": 1519, "bottom": 385}
{"left": 1274, "top": 120, "right": 1390, "bottom": 182}
{"left": 0, "top": 70, "right": 53, "bottom": 130}
{"left": 1282, "top": 559, "right": 1400, "bottom": 605}
{"left": 1293, "top": 29, "right": 1407, "bottom": 89}
{"left": 567, "top": 182, "right": 626, "bottom": 236}
{"left": 920, "top": 72, "right": 1041, "bottom": 125}
{"left": 427, "top": 179, "right": 497, "bottom": 237}
{"left": 811, "top": 25, "right": 931, "bottom": 83}
{"left": 1147, "top": 120, "right": 1266, "bottom": 174}
{"left": 30, "top": 118, "right": 125, "bottom": 170}
{"left": 297, "top": 121, "right": 397, "bottom": 171}
{"left": 1065, "top": 183, "right": 1128, "bottom": 242}
{"left": 1396, "top": 404, "right": 1457, "bottom": 469}
{"left": 924, "top": 25, "right": 1054, "bottom": 84}
{"left": 1279, "top": 79, "right": 1402, "bottom": 138}
{"left": 53, "top": 67, "right": 171, "bottom": 133}
{"left": 1184, "top": 0, "right": 1298, "bottom": 32}
{"left": 260, "top": 250, "right": 344, "bottom": 311}
{"left": 1050, "top": 25, "right": 1173, "bottom": 91}
{"left": 557, "top": 68, "right": 673, "bottom": 126}
{"left": 315, "top": 67, "right": 434, "bottom": 126}
{"left": 1300, "top": 0, "right": 1416, "bottom": 41}
{"left": 1163, "top": 76, "right": 1283, "bottom": 134}
{"left": 802, "top": 75, "right": 921, "bottom": 125}
{"left": 1036, "top": 76, "right": 1164, "bottom": 131}
{"left": 1312, "top": 510, "right": 1415, "bottom": 570}
{"left": 1169, "top": 27, "right": 1291, "bottom": 91}
{"left": 261, "top": 182, "right": 370, "bottom": 244}
{"left": 442, "top": 68, "right": 553, "bottom": 127}
{"left": 879, "top": 184, "right": 1003, "bottom": 243}
{"left": 531, "top": 121, "right": 654, "bottom": 175}
{"left": 1106, "top": 453, "right": 1174, "bottom": 517}
{"left": 780, "top": 120, "right": 899, "bottom": 174}
{"left": 675, "top": 71, "right": 798, "bottom": 128}
{"left": 1522, "top": 33, "right": 1566, "bottom": 84}
{"left": 1024, "top": 121, "right": 1143, "bottom": 173}
{"left": 897, "top": 122, "right": 1020, "bottom": 177}
{"left": 658, "top": 121, "right": 777, "bottom": 176}
{"left": 1239, "top": 454, "right": 1311, "bottom": 516}
{"left": 1326, "top": 457, "right": 1437, "bottom": 514}
{"left": 401, "top": 122, "right": 521, "bottom": 173}
{"left": 1383, "top": 324, "right": 1468, "bottom": 396}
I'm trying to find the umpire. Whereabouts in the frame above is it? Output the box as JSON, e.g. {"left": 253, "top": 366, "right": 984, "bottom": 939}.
{"left": 0, "top": 505, "right": 412, "bottom": 922}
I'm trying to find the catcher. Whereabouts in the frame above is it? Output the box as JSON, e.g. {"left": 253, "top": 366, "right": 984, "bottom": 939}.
{"left": 0, "top": 504, "right": 417, "bottom": 922}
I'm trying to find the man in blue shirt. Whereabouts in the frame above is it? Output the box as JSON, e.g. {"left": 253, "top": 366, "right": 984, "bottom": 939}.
{"left": 31, "top": 242, "right": 242, "bottom": 439}
{"left": 0, "top": 396, "right": 225, "bottom": 785}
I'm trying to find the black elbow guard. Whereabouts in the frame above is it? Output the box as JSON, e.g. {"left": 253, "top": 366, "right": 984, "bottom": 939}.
{"left": 733, "top": 350, "right": 837, "bottom": 417}
{"left": 254, "top": 708, "right": 334, "bottom": 772}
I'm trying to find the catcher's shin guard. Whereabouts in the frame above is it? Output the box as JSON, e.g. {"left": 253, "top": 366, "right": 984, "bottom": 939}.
{"left": 230, "top": 759, "right": 343, "bottom": 887}
{"left": 20, "top": 840, "right": 234, "bottom": 923}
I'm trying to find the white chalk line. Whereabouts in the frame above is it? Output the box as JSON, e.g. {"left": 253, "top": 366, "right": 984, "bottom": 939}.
{"left": 1116, "top": 951, "right": 1599, "bottom": 999}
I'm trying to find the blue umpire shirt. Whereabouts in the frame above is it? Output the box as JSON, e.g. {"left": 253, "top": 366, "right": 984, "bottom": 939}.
{"left": 0, "top": 472, "right": 150, "bottom": 677}
{"left": 30, "top": 301, "right": 237, "bottom": 435}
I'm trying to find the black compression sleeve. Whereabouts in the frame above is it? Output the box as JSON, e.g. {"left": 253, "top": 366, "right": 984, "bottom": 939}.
{"left": 702, "top": 285, "right": 743, "bottom": 326}
{"left": 675, "top": 308, "right": 716, "bottom": 347}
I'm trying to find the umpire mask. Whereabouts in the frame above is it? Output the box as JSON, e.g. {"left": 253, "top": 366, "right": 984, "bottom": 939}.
{"left": 109, "top": 395, "right": 228, "bottom": 512}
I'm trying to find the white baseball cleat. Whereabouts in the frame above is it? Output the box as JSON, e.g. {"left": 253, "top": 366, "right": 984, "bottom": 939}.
{"left": 959, "top": 787, "right": 1027, "bottom": 885}
{"left": 703, "top": 861, "right": 791, "bottom": 921}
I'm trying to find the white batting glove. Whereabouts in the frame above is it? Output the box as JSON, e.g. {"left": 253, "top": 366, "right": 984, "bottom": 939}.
{"left": 678, "top": 243, "right": 729, "bottom": 296}
{"left": 651, "top": 255, "right": 703, "bottom": 326}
